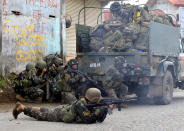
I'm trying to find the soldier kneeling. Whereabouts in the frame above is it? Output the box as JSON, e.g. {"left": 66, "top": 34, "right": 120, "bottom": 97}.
{"left": 12, "top": 88, "right": 111, "bottom": 123}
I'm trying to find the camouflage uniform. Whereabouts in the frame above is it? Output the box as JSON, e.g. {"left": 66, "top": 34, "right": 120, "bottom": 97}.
{"left": 89, "top": 2, "right": 133, "bottom": 52}
{"left": 22, "top": 67, "right": 44, "bottom": 101}
{"left": 45, "top": 64, "right": 59, "bottom": 102}
{"left": 103, "top": 65, "right": 128, "bottom": 99}
{"left": 23, "top": 98, "right": 107, "bottom": 123}
{"left": 34, "top": 61, "right": 48, "bottom": 101}
{"left": 14, "top": 63, "right": 44, "bottom": 101}
{"left": 57, "top": 59, "right": 86, "bottom": 104}
{"left": 13, "top": 70, "right": 28, "bottom": 97}
{"left": 58, "top": 68, "right": 86, "bottom": 103}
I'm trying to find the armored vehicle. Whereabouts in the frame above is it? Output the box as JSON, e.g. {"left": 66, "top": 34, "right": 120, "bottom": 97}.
{"left": 76, "top": 7, "right": 183, "bottom": 105}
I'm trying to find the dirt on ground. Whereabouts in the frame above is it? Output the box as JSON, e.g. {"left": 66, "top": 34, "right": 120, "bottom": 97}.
{"left": 0, "top": 75, "right": 16, "bottom": 104}
{"left": 0, "top": 86, "right": 16, "bottom": 103}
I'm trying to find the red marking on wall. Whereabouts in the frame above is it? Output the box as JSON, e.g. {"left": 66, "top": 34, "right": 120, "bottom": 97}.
{"left": 3, "top": 0, "right": 6, "bottom": 6}
{"left": 26, "top": 0, "right": 35, "bottom": 6}
{"left": 33, "top": 22, "right": 46, "bottom": 34}
{"left": 2, "top": 7, "right": 7, "bottom": 17}
{"left": 48, "top": 0, "right": 57, "bottom": 8}
{"left": 2, "top": 0, "right": 7, "bottom": 17}
{"left": 33, "top": 10, "right": 42, "bottom": 20}
{"left": 3, "top": 10, "right": 7, "bottom": 16}
{"left": 40, "top": 0, "right": 47, "bottom": 8}
{"left": 26, "top": 0, "right": 58, "bottom": 9}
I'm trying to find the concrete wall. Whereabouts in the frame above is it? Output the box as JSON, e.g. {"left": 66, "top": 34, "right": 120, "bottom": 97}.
{"left": 0, "top": 0, "right": 61, "bottom": 75}
{"left": 150, "top": 0, "right": 179, "bottom": 16}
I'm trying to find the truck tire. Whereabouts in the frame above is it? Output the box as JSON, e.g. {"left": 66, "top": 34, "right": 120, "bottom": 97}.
{"left": 154, "top": 70, "right": 173, "bottom": 105}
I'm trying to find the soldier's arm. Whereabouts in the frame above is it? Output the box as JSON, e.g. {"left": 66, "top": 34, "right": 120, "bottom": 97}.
{"left": 96, "top": 107, "right": 108, "bottom": 123}
{"left": 75, "top": 102, "right": 99, "bottom": 124}
{"left": 65, "top": 73, "right": 80, "bottom": 84}
{"left": 32, "top": 73, "right": 45, "bottom": 84}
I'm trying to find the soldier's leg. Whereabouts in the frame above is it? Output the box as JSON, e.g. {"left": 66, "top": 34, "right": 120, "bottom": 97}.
{"left": 115, "top": 84, "right": 128, "bottom": 108}
{"left": 116, "top": 83, "right": 128, "bottom": 99}
{"left": 13, "top": 102, "right": 59, "bottom": 121}
{"left": 30, "top": 87, "right": 44, "bottom": 100}
{"left": 24, "top": 87, "right": 44, "bottom": 102}
{"left": 61, "top": 92, "right": 76, "bottom": 104}
{"left": 105, "top": 88, "right": 118, "bottom": 99}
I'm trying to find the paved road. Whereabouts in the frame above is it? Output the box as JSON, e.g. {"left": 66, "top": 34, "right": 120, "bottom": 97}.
{"left": 1, "top": 91, "right": 184, "bottom": 131}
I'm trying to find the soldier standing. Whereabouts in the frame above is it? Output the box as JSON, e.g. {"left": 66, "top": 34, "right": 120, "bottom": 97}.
{"left": 12, "top": 88, "right": 110, "bottom": 124}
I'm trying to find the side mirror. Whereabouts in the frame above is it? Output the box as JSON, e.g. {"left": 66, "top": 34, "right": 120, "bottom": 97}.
{"left": 66, "top": 19, "right": 71, "bottom": 28}
{"left": 176, "top": 14, "right": 179, "bottom": 22}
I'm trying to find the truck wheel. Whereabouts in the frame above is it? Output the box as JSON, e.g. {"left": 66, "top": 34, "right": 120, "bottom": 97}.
{"left": 154, "top": 70, "right": 173, "bottom": 105}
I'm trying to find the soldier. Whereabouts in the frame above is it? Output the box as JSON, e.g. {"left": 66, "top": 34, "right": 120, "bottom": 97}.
{"left": 45, "top": 59, "right": 62, "bottom": 102}
{"left": 53, "top": 57, "right": 63, "bottom": 70}
{"left": 13, "top": 65, "right": 30, "bottom": 102}
{"left": 14, "top": 63, "right": 44, "bottom": 102}
{"left": 57, "top": 59, "right": 86, "bottom": 104}
{"left": 23, "top": 63, "right": 44, "bottom": 102}
{"left": 34, "top": 60, "right": 48, "bottom": 102}
{"left": 12, "top": 88, "right": 111, "bottom": 123}
{"left": 103, "top": 56, "right": 128, "bottom": 107}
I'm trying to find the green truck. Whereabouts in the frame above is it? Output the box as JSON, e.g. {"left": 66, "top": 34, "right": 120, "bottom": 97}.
{"left": 76, "top": 21, "right": 184, "bottom": 105}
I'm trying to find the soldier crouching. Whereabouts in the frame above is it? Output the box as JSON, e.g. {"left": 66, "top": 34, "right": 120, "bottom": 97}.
{"left": 12, "top": 88, "right": 110, "bottom": 123}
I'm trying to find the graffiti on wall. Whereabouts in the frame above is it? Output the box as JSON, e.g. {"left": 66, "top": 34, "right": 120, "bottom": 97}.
{"left": 3, "top": 19, "right": 46, "bottom": 63}
{"left": 2, "top": 0, "right": 60, "bottom": 64}
{"left": 13, "top": 24, "right": 46, "bottom": 63}
{"left": 26, "top": 0, "right": 58, "bottom": 9}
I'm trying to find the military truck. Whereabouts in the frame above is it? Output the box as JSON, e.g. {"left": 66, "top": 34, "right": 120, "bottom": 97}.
{"left": 76, "top": 11, "right": 183, "bottom": 105}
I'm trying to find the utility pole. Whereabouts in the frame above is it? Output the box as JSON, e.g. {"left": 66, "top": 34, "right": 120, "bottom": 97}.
{"left": 60, "top": 0, "right": 66, "bottom": 64}
{"left": 0, "top": 0, "right": 3, "bottom": 76}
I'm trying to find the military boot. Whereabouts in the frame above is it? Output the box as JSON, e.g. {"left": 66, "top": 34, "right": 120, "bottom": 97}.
{"left": 12, "top": 102, "right": 25, "bottom": 119}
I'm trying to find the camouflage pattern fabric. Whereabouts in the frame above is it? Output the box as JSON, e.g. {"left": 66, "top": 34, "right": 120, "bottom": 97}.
{"left": 23, "top": 98, "right": 108, "bottom": 123}
{"left": 22, "top": 68, "right": 44, "bottom": 100}
{"left": 103, "top": 65, "right": 128, "bottom": 99}
{"left": 61, "top": 91, "right": 76, "bottom": 104}
{"left": 88, "top": 2, "right": 174, "bottom": 53}
{"left": 57, "top": 69, "right": 87, "bottom": 103}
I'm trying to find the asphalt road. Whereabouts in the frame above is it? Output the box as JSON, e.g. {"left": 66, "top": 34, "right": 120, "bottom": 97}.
{"left": 1, "top": 91, "right": 184, "bottom": 131}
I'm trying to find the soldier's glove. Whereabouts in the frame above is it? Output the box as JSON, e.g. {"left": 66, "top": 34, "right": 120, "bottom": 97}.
{"left": 97, "top": 107, "right": 108, "bottom": 123}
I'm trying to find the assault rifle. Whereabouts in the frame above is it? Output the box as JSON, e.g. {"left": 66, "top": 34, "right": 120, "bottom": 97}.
{"left": 67, "top": 67, "right": 107, "bottom": 97}
{"left": 86, "top": 99, "right": 125, "bottom": 114}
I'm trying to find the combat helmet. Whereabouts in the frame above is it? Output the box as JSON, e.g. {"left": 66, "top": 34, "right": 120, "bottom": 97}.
{"left": 110, "top": 2, "right": 121, "bottom": 14}
{"left": 85, "top": 88, "right": 102, "bottom": 103}
{"left": 114, "top": 56, "right": 127, "bottom": 70}
{"left": 67, "top": 59, "right": 79, "bottom": 68}
{"left": 35, "top": 60, "right": 46, "bottom": 70}
{"left": 26, "top": 63, "right": 34, "bottom": 71}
